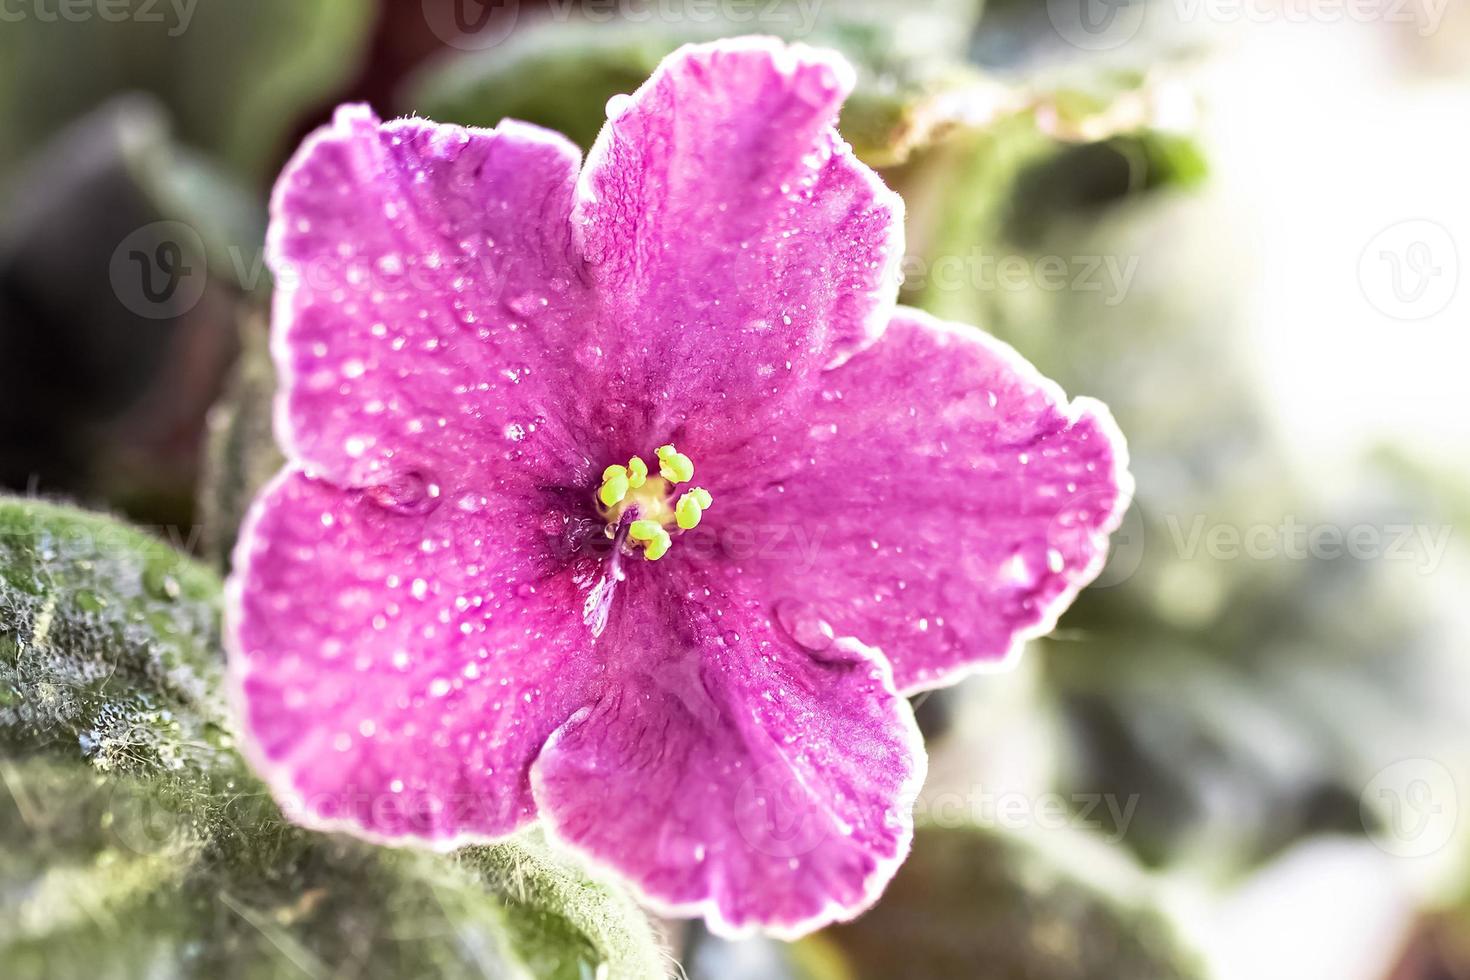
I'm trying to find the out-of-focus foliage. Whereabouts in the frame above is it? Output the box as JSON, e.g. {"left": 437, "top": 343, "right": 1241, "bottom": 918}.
{"left": 408, "top": 0, "right": 1194, "bottom": 179}
{"left": 0, "top": 100, "right": 245, "bottom": 524}
{"left": 408, "top": 0, "right": 986, "bottom": 165}
{"left": 0, "top": 497, "right": 668, "bottom": 979}
{"left": 0, "top": 0, "right": 375, "bottom": 183}
{"left": 682, "top": 825, "right": 1203, "bottom": 980}
{"left": 811, "top": 826, "right": 1203, "bottom": 980}
{"left": 930, "top": 161, "right": 1470, "bottom": 874}
{"left": 0, "top": 0, "right": 370, "bottom": 525}
{"left": 197, "top": 315, "right": 283, "bottom": 572}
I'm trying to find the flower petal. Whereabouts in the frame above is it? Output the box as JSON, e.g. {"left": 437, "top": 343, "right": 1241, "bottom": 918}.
{"left": 715, "top": 308, "right": 1133, "bottom": 694}
{"left": 227, "top": 469, "right": 600, "bottom": 845}
{"left": 573, "top": 37, "right": 903, "bottom": 446}
{"left": 268, "top": 105, "right": 598, "bottom": 489}
{"left": 531, "top": 566, "right": 924, "bottom": 938}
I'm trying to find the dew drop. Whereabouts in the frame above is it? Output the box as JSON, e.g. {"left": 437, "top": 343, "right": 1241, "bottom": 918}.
{"left": 365, "top": 471, "right": 442, "bottom": 517}
{"left": 774, "top": 597, "right": 835, "bottom": 653}
{"left": 605, "top": 93, "right": 633, "bottom": 119}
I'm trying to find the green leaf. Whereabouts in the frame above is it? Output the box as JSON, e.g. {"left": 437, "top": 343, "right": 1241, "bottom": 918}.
{"left": 0, "top": 755, "right": 667, "bottom": 980}
{"left": 0, "top": 0, "right": 374, "bottom": 182}
{"left": 409, "top": 25, "right": 670, "bottom": 158}
{"left": 0, "top": 496, "right": 231, "bottom": 766}
{"left": 0, "top": 96, "right": 262, "bottom": 525}
{"left": 406, "top": 1, "right": 986, "bottom": 166}
{"left": 0, "top": 498, "right": 667, "bottom": 978}
{"left": 803, "top": 825, "right": 1204, "bottom": 980}
{"left": 1045, "top": 527, "right": 1470, "bottom": 874}
{"left": 197, "top": 312, "right": 285, "bottom": 571}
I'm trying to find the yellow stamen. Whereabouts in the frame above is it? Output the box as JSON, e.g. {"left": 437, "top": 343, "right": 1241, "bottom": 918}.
{"left": 628, "top": 519, "right": 671, "bottom": 560}
{"left": 598, "top": 465, "right": 630, "bottom": 507}
{"left": 597, "top": 449, "right": 707, "bottom": 561}
{"left": 628, "top": 519, "right": 663, "bottom": 542}
{"left": 626, "top": 455, "right": 648, "bottom": 488}
{"left": 675, "top": 487, "right": 713, "bottom": 530}
{"left": 643, "top": 531, "right": 671, "bottom": 561}
{"left": 656, "top": 444, "right": 694, "bottom": 484}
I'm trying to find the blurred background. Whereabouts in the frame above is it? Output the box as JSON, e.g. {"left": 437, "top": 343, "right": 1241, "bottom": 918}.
{"left": 1, "top": 0, "right": 1468, "bottom": 977}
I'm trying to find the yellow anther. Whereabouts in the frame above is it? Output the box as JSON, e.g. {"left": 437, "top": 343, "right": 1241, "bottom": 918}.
{"left": 628, "top": 519, "right": 663, "bottom": 542}
{"left": 598, "top": 465, "right": 629, "bottom": 507}
{"left": 643, "top": 531, "right": 672, "bottom": 561}
{"left": 597, "top": 450, "right": 705, "bottom": 560}
{"left": 675, "top": 487, "right": 713, "bottom": 530}
{"left": 656, "top": 444, "right": 694, "bottom": 484}
{"left": 628, "top": 519, "right": 672, "bottom": 560}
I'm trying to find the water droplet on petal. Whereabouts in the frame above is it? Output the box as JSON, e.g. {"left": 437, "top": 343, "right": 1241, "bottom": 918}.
{"left": 774, "top": 597, "right": 835, "bottom": 653}
{"left": 365, "top": 471, "right": 442, "bottom": 517}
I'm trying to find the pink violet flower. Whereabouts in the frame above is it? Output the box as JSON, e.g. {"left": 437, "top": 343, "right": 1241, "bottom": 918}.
{"left": 226, "top": 37, "right": 1132, "bottom": 938}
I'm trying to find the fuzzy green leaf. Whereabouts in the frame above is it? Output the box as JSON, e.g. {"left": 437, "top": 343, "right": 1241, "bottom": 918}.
{"left": 0, "top": 498, "right": 667, "bottom": 979}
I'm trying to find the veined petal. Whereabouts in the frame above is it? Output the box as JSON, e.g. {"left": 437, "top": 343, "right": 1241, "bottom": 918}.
{"left": 227, "top": 470, "right": 602, "bottom": 845}
{"left": 573, "top": 37, "right": 903, "bottom": 449}
{"left": 268, "top": 105, "right": 599, "bottom": 491}
{"left": 532, "top": 567, "right": 924, "bottom": 938}
{"left": 717, "top": 308, "right": 1133, "bottom": 694}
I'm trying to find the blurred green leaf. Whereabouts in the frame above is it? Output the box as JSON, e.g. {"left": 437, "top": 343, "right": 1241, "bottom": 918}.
{"left": 805, "top": 825, "right": 1203, "bottom": 980}
{"left": 0, "top": 97, "right": 249, "bottom": 525}
{"left": 683, "top": 824, "right": 1201, "bottom": 980}
{"left": 407, "top": 1, "right": 986, "bottom": 166}
{"left": 953, "top": 183, "right": 1470, "bottom": 877}
{"left": 0, "top": 0, "right": 374, "bottom": 181}
{"left": 0, "top": 497, "right": 667, "bottom": 979}
{"left": 410, "top": 25, "right": 668, "bottom": 157}
{"left": 1047, "top": 531, "right": 1470, "bottom": 874}
{"left": 197, "top": 313, "right": 284, "bottom": 572}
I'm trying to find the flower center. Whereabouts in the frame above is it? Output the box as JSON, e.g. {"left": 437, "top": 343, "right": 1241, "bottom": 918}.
{"left": 596, "top": 444, "right": 712, "bottom": 561}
